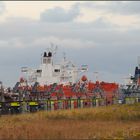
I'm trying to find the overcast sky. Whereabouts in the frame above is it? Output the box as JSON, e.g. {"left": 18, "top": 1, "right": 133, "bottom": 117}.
{"left": 0, "top": 1, "right": 140, "bottom": 87}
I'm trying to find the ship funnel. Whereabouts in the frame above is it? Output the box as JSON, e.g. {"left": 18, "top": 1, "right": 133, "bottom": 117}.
{"left": 42, "top": 50, "right": 53, "bottom": 64}
{"left": 43, "top": 52, "right": 47, "bottom": 57}
{"left": 48, "top": 52, "right": 52, "bottom": 57}
{"left": 135, "top": 57, "right": 140, "bottom": 84}
{"left": 135, "top": 66, "right": 139, "bottom": 78}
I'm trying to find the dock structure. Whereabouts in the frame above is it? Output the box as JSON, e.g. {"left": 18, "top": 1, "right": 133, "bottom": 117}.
{"left": 0, "top": 48, "right": 140, "bottom": 114}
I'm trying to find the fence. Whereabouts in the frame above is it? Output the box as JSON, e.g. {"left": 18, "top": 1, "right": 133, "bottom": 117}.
{"left": 0, "top": 97, "right": 139, "bottom": 115}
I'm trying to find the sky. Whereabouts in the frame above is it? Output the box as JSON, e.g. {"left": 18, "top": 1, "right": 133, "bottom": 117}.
{"left": 0, "top": 1, "right": 140, "bottom": 87}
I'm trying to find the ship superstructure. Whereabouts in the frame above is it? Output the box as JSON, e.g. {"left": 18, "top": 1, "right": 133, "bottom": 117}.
{"left": 121, "top": 57, "right": 140, "bottom": 100}
{"left": 21, "top": 47, "right": 82, "bottom": 86}
{"left": 119, "top": 57, "right": 140, "bottom": 104}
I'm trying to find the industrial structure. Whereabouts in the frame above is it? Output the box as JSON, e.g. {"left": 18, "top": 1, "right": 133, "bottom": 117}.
{"left": 0, "top": 47, "right": 139, "bottom": 114}
{"left": 120, "top": 57, "right": 140, "bottom": 104}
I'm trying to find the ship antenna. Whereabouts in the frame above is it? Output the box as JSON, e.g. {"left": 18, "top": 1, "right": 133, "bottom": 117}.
{"left": 94, "top": 71, "right": 99, "bottom": 81}
{"left": 53, "top": 45, "right": 58, "bottom": 56}
{"left": 49, "top": 43, "right": 58, "bottom": 56}
{"left": 41, "top": 53, "right": 43, "bottom": 64}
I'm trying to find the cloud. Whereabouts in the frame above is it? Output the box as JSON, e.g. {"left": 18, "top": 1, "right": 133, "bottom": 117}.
{"left": 107, "top": 2, "right": 140, "bottom": 15}
{"left": 0, "top": 17, "right": 139, "bottom": 50}
{"left": 81, "top": 1, "right": 140, "bottom": 15}
{"left": 0, "top": 2, "right": 5, "bottom": 14}
{"left": 0, "top": 1, "right": 140, "bottom": 86}
{"left": 40, "top": 3, "right": 80, "bottom": 22}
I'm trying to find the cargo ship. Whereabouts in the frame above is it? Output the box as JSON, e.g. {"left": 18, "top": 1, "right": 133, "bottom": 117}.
{"left": 17, "top": 47, "right": 119, "bottom": 103}
{"left": 120, "top": 57, "right": 140, "bottom": 104}
{"left": 0, "top": 47, "right": 139, "bottom": 114}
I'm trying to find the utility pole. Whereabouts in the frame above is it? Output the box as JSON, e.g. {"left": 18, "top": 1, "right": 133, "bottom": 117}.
{"left": 0, "top": 81, "right": 4, "bottom": 102}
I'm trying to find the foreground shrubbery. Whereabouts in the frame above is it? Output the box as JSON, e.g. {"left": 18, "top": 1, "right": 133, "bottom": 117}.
{"left": 0, "top": 103, "right": 140, "bottom": 139}
{"left": 44, "top": 103, "right": 140, "bottom": 121}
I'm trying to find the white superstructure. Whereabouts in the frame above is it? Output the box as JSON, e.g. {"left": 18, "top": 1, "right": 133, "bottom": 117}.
{"left": 21, "top": 47, "right": 87, "bottom": 86}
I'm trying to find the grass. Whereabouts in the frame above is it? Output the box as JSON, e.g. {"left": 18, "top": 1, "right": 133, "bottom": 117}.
{"left": 0, "top": 103, "right": 140, "bottom": 139}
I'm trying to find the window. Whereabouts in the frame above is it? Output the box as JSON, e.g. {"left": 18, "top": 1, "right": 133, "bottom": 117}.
{"left": 36, "top": 70, "right": 42, "bottom": 73}
{"left": 54, "top": 69, "right": 60, "bottom": 72}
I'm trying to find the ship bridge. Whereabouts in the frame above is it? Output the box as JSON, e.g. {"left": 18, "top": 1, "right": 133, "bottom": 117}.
{"left": 21, "top": 47, "right": 80, "bottom": 86}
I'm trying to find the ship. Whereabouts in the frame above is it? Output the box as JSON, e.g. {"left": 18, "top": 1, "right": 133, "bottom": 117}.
{"left": 16, "top": 47, "right": 119, "bottom": 102}
{"left": 0, "top": 47, "right": 139, "bottom": 114}
{"left": 120, "top": 57, "right": 140, "bottom": 103}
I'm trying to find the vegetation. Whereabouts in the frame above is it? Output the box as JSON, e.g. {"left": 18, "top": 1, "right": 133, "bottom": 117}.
{"left": 0, "top": 103, "right": 140, "bottom": 140}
